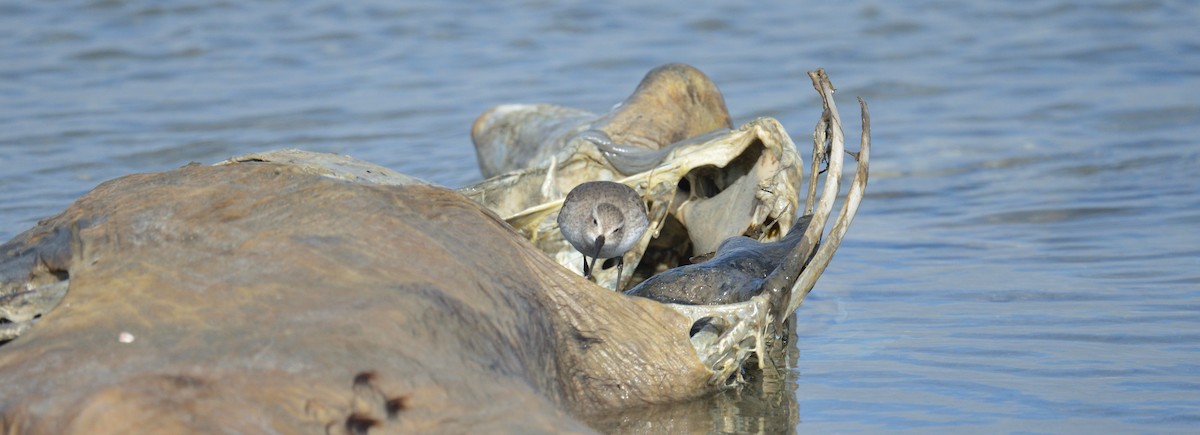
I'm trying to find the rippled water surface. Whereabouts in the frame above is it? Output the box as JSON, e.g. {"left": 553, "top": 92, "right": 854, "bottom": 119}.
{"left": 2, "top": 0, "right": 1198, "bottom": 432}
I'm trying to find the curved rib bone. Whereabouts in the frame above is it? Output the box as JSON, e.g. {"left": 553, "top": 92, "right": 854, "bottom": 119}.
{"left": 785, "top": 97, "right": 870, "bottom": 315}
{"left": 758, "top": 68, "right": 854, "bottom": 326}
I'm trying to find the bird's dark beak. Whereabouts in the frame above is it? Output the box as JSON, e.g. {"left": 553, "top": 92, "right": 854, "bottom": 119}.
{"left": 588, "top": 235, "right": 605, "bottom": 279}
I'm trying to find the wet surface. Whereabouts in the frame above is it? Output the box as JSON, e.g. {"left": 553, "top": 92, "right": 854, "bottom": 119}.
{"left": 2, "top": 0, "right": 1198, "bottom": 432}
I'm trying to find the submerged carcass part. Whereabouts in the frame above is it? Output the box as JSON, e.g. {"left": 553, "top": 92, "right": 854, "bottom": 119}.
{"left": 463, "top": 118, "right": 803, "bottom": 291}
{"left": 471, "top": 63, "right": 732, "bottom": 179}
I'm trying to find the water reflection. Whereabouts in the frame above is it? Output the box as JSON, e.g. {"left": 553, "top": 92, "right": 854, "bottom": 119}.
{"left": 587, "top": 322, "right": 802, "bottom": 434}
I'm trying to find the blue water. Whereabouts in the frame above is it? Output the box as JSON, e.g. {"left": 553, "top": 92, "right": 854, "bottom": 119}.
{"left": 2, "top": 0, "right": 1198, "bottom": 432}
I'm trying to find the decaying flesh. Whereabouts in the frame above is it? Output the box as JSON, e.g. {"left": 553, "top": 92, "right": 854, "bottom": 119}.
{"left": 0, "top": 67, "right": 870, "bottom": 433}
{"left": 465, "top": 64, "right": 804, "bottom": 291}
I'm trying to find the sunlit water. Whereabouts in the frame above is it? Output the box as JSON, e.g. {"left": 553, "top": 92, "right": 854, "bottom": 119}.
{"left": 2, "top": 0, "right": 1198, "bottom": 432}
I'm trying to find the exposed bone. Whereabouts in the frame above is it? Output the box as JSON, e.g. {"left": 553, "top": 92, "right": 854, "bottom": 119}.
{"left": 783, "top": 81, "right": 872, "bottom": 315}
{"left": 667, "top": 294, "right": 772, "bottom": 385}
{"left": 466, "top": 119, "right": 804, "bottom": 290}
{"left": 0, "top": 280, "right": 69, "bottom": 342}
{"left": 754, "top": 69, "right": 846, "bottom": 333}
{"left": 804, "top": 97, "right": 828, "bottom": 214}
{"left": 459, "top": 68, "right": 870, "bottom": 385}
{"left": 667, "top": 69, "right": 871, "bottom": 386}
{"left": 0, "top": 322, "right": 29, "bottom": 343}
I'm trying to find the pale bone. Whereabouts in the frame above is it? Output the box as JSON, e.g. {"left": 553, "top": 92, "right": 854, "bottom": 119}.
{"left": 665, "top": 70, "right": 871, "bottom": 385}
{"left": 462, "top": 119, "right": 804, "bottom": 290}
{"left": 0, "top": 281, "right": 69, "bottom": 342}
{"left": 782, "top": 71, "right": 872, "bottom": 316}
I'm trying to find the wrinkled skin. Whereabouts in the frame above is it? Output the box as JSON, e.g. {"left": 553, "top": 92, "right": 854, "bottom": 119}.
{"left": 0, "top": 163, "right": 715, "bottom": 433}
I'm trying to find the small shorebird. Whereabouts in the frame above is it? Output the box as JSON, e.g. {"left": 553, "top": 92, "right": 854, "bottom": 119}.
{"left": 558, "top": 181, "right": 649, "bottom": 289}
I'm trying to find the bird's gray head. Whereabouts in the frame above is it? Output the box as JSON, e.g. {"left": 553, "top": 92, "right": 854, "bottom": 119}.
{"left": 589, "top": 203, "right": 626, "bottom": 249}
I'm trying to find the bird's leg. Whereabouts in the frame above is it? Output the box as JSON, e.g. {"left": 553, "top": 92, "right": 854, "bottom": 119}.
{"left": 615, "top": 257, "right": 624, "bottom": 291}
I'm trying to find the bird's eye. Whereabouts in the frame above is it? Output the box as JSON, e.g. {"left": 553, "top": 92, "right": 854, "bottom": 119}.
{"left": 592, "top": 218, "right": 598, "bottom": 225}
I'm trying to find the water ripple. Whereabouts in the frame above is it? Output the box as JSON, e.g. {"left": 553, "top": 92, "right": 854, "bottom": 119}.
{"left": 2, "top": 0, "right": 1199, "bottom": 432}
